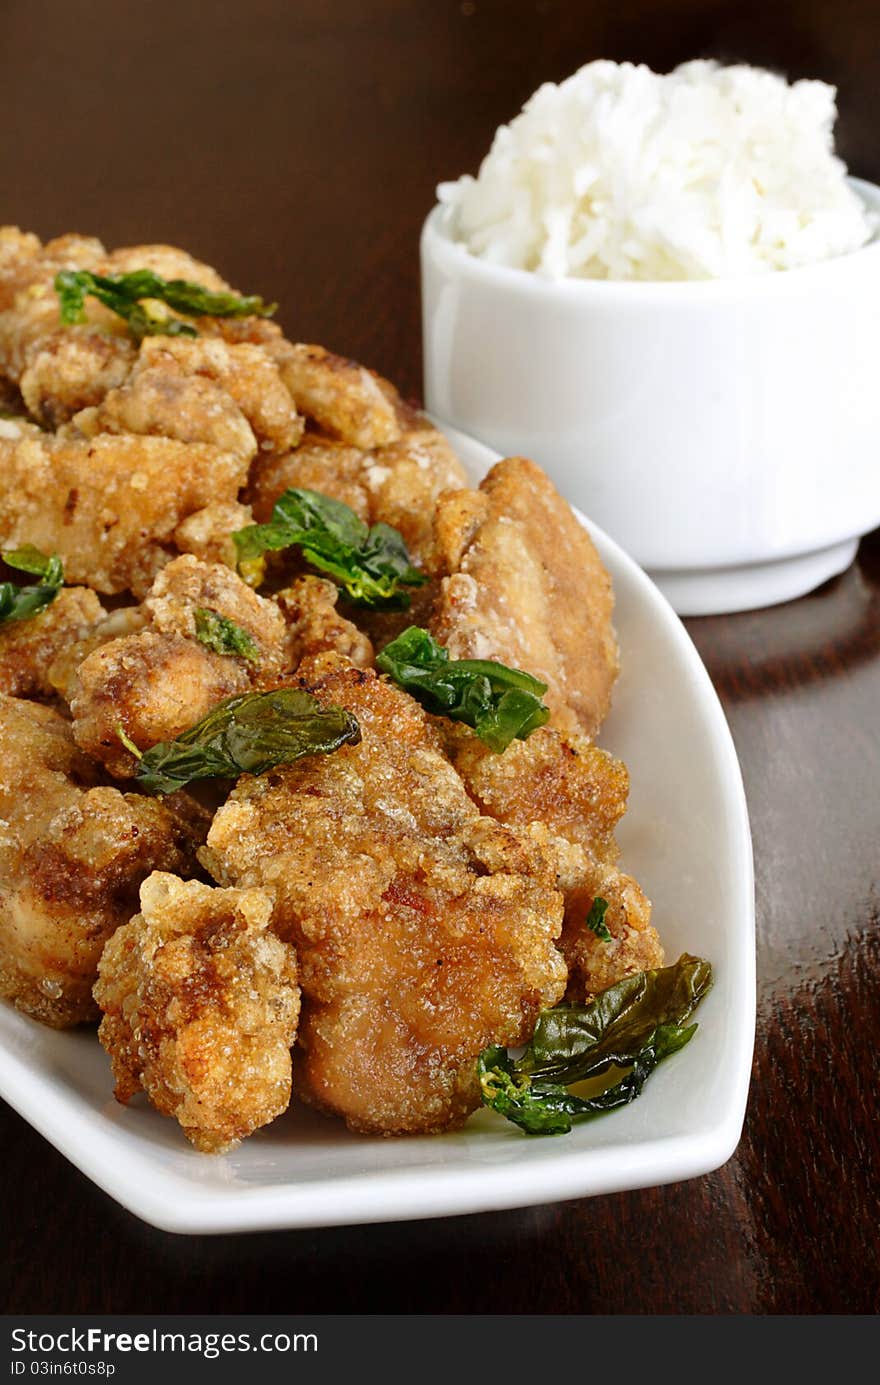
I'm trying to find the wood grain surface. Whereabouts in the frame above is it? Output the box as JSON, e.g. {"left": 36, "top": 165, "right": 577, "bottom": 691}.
{"left": 1, "top": 0, "right": 878, "bottom": 1315}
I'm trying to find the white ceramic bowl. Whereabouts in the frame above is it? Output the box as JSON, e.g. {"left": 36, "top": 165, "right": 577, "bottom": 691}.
{"left": 422, "top": 179, "right": 880, "bottom": 615}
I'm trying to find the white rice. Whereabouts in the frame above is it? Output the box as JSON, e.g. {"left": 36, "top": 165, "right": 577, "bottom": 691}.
{"left": 437, "top": 60, "right": 874, "bottom": 281}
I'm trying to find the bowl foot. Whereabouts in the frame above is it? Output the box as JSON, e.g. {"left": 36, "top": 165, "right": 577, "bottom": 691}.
{"left": 650, "top": 538, "right": 860, "bottom": 616}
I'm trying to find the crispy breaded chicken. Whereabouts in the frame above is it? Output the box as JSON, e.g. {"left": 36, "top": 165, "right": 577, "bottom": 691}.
{"left": 275, "top": 576, "right": 374, "bottom": 670}
{"left": 270, "top": 342, "right": 401, "bottom": 449}
{"left": 0, "top": 230, "right": 284, "bottom": 432}
{"left": 173, "top": 501, "right": 254, "bottom": 571}
{"left": 70, "top": 555, "right": 288, "bottom": 776}
{"left": 95, "top": 872, "right": 300, "bottom": 1153}
{"left": 430, "top": 457, "right": 619, "bottom": 738}
{"left": 202, "top": 655, "right": 567, "bottom": 1135}
{"left": 442, "top": 723, "right": 661, "bottom": 998}
{"left": 46, "top": 606, "right": 148, "bottom": 705}
{"left": 0, "top": 229, "right": 135, "bottom": 427}
{"left": 0, "top": 430, "right": 250, "bottom": 596}
{"left": 249, "top": 417, "right": 467, "bottom": 567}
{"left": 75, "top": 336, "right": 302, "bottom": 461}
{"left": 0, "top": 696, "right": 204, "bottom": 1027}
{"left": 0, "top": 586, "right": 105, "bottom": 698}
{"left": 0, "top": 226, "right": 666, "bottom": 1150}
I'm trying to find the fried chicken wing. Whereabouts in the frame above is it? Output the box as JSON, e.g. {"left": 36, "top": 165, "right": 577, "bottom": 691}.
{"left": 430, "top": 457, "right": 619, "bottom": 737}
{"left": 202, "top": 655, "right": 567, "bottom": 1135}
{"left": 0, "top": 585, "right": 105, "bottom": 699}
{"left": 70, "top": 556, "right": 287, "bottom": 776}
{"left": 0, "top": 696, "right": 204, "bottom": 1026}
{"left": 94, "top": 872, "right": 300, "bottom": 1153}
{"left": 442, "top": 722, "right": 661, "bottom": 998}
{"left": 0, "top": 430, "right": 250, "bottom": 596}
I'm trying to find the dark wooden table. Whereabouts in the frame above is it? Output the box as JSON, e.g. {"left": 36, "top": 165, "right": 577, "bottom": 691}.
{"left": 2, "top": 0, "right": 878, "bottom": 1315}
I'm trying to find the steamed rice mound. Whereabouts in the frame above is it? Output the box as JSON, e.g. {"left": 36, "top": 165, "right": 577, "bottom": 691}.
{"left": 438, "top": 60, "right": 873, "bottom": 281}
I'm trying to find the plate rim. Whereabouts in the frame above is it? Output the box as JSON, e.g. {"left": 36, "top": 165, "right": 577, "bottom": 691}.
{"left": 0, "top": 424, "right": 756, "bottom": 1234}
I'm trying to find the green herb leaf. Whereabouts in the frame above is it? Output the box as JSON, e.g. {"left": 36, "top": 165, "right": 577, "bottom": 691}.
{"left": 478, "top": 954, "right": 713, "bottom": 1135}
{"left": 131, "top": 687, "right": 361, "bottom": 795}
{"left": 375, "top": 625, "right": 550, "bottom": 752}
{"left": 233, "top": 488, "right": 427, "bottom": 609}
{"left": 193, "top": 608, "right": 260, "bottom": 664}
{"left": 54, "top": 268, "right": 275, "bottom": 341}
{"left": 0, "top": 547, "right": 64, "bottom": 625}
{"left": 585, "top": 896, "right": 612, "bottom": 943}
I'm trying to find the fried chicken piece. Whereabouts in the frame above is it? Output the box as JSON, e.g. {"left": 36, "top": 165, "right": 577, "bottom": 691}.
{"left": 202, "top": 655, "right": 567, "bottom": 1136}
{"left": 444, "top": 723, "right": 628, "bottom": 862}
{"left": 46, "top": 606, "right": 147, "bottom": 704}
{"left": 557, "top": 861, "right": 660, "bottom": 999}
{"left": 173, "top": 500, "right": 254, "bottom": 570}
{"left": 0, "top": 227, "right": 41, "bottom": 274}
{"left": 275, "top": 577, "right": 374, "bottom": 670}
{"left": 0, "top": 229, "right": 135, "bottom": 427}
{"left": 249, "top": 417, "right": 466, "bottom": 567}
{"left": 0, "top": 586, "right": 105, "bottom": 698}
{"left": 251, "top": 432, "right": 369, "bottom": 522}
{"left": 441, "top": 723, "right": 661, "bottom": 999}
{"left": 0, "top": 230, "right": 111, "bottom": 376}
{"left": 70, "top": 556, "right": 287, "bottom": 777}
{"left": 21, "top": 333, "right": 137, "bottom": 431}
{"left": 1, "top": 231, "right": 282, "bottom": 431}
{"left": 272, "top": 342, "right": 401, "bottom": 449}
{"left": 430, "top": 457, "right": 619, "bottom": 738}
{"left": 100, "top": 242, "right": 231, "bottom": 288}
{"left": 75, "top": 336, "right": 302, "bottom": 462}
{"left": 0, "top": 430, "right": 250, "bottom": 595}
{"left": 94, "top": 872, "right": 300, "bottom": 1153}
{"left": 0, "top": 696, "right": 204, "bottom": 1027}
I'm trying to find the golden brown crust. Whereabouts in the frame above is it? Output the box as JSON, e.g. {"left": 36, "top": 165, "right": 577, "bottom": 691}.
{"left": 202, "top": 656, "right": 567, "bottom": 1135}
{"left": 0, "top": 586, "right": 105, "bottom": 699}
{"left": 0, "top": 696, "right": 205, "bottom": 1026}
{"left": 173, "top": 501, "right": 254, "bottom": 571}
{"left": 441, "top": 722, "right": 629, "bottom": 862}
{"left": 20, "top": 332, "right": 137, "bottom": 431}
{"left": 76, "top": 336, "right": 303, "bottom": 462}
{"left": 441, "top": 721, "right": 660, "bottom": 998}
{"left": 46, "top": 606, "right": 148, "bottom": 705}
{"left": 430, "top": 457, "right": 619, "bottom": 738}
{"left": 249, "top": 419, "right": 467, "bottom": 568}
{"left": 272, "top": 342, "right": 402, "bottom": 449}
{"left": 274, "top": 576, "right": 374, "bottom": 670}
{"left": 70, "top": 556, "right": 288, "bottom": 776}
{"left": 95, "top": 872, "right": 300, "bottom": 1152}
{"left": 0, "top": 431, "right": 250, "bottom": 596}
{"left": 249, "top": 431, "right": 369, "bottom": 523}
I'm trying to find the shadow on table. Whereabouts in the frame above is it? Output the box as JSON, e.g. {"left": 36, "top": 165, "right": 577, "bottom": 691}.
{"left": 687, "top": 530, "right": 880, "bottom": 701}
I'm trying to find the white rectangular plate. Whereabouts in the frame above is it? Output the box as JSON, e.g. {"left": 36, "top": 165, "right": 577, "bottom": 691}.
{"left": 0, "top": 424, "right": 755, "bottom": 1233}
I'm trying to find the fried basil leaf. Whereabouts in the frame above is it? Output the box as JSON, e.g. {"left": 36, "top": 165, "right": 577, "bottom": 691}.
{"left": 233, "top": 488, "right": 427, "bottom": 609}
{"left": 54, "top": 268, "right": 275, "bottom": 340}
{"left": 130, "top": 687, "right": 361, "bottom": 795}
{"left": 376, "top": 625, "right": 550, "bottom": 752}
{"left": 193, "top": 608, "right": 260, "bottom": 664}
{"left": 478, "top": 954, "right": 713, "bottom": 1135}
{"left": 585, "top": 896, "right": 612, "bottom": 943}
{"left": 0, "top": 546, "right": 64, "bottom": 625}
